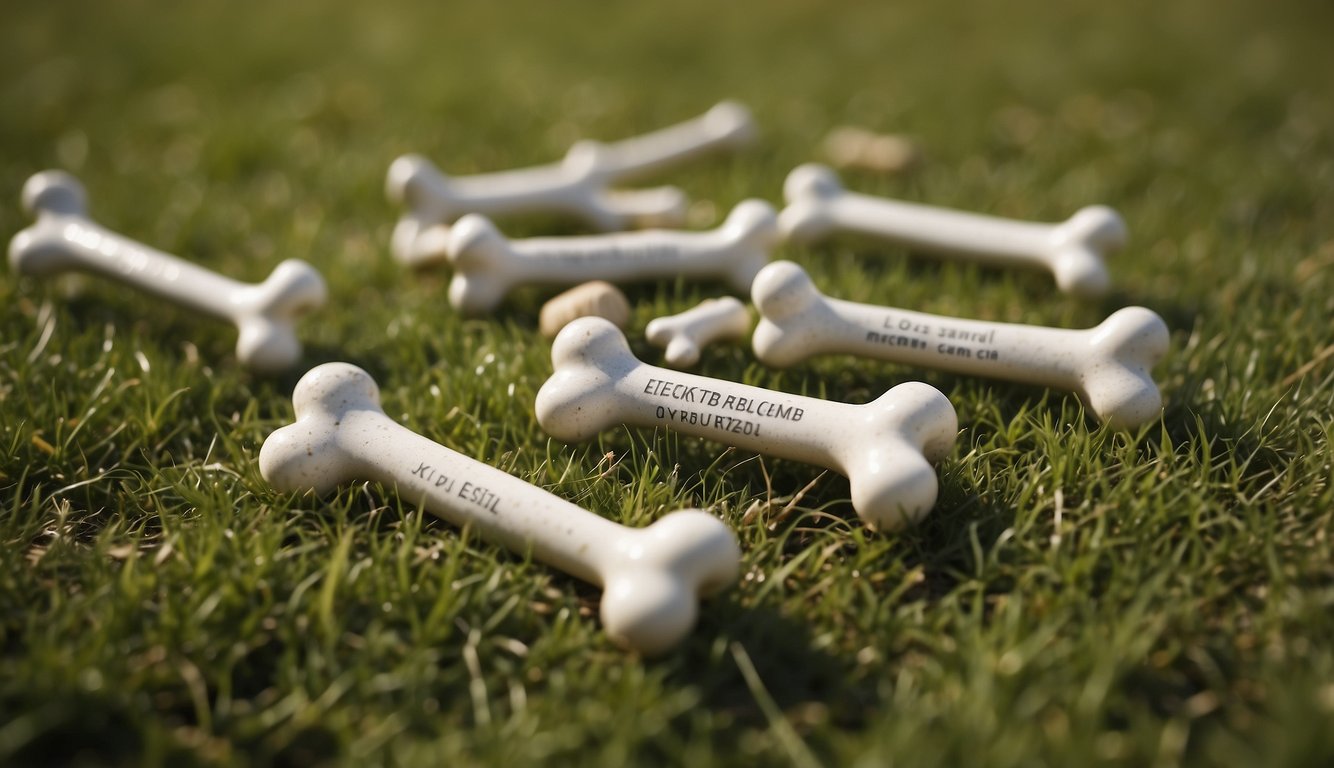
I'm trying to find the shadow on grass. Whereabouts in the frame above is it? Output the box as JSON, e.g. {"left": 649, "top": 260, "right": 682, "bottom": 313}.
{"left": 0, "top": 690, "right": 149, "bottom": 766}
{"left": 674, "top": 594, "right": 879, "bottom": 733}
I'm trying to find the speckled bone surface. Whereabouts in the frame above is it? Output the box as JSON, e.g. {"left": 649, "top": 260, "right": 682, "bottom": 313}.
{"left": 751, "top": 261, "right": 1170, "bottom": 429}
{"left": 259, "top": 362, "right": 739, "bottom": 656}
{"left": 7, "top": 170, "right": 327, "bottom": 372}
{"left": 536, "top": 317, "right": 958, "bottom": 530}
{"left": 645, "top": 296, "right": 752, "bottom": 368}
{"left": 778, "top": 164, "right": 1126, "bottom": 296}
{"left": 442, "top": 199, "right": 778, "bottom": 315}
{"left": 387, "top": 101, "right": 757, "bottom": 265}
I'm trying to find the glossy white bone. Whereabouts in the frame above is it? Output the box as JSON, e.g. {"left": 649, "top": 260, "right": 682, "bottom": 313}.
{"left": 536, "top": 318, "right": 957, "bottom": 530}
{"left": 645, "top": 297, "right": 752, "bottom": 368}
{"left": 259, "top": 362, "right": 740, "bottom": 656}
{"left": 778, "top": 164, "right": 1126, "bottom": 296}
{"left": 7, "top": 171, "right": 326, "bottom": 372}
{"left": 387, "top": 101, "right": 757, "bottom": 265}
{"left": 444, "top": 199, "right": 777, "bottom": 315}
{"left": 752, "top": 261, "right": 1169, "bottom": 429}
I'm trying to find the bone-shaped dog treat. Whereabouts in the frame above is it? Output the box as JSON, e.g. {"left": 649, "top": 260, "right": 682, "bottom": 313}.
{"left": 259, "top": 362, "right": 740, "bottom": 655}
{"left": 645, "top": 297, "right": 752, "bottom": 368}
{"left": 778, "top": 164, "right": 1126, "bottom": 296}
{"left": 751, "top": 261, "right": 1169, "bottom": 429}
{"left": 536, "top": 318, "right": 958, "bottom": 530}
{"left": 8, "top": 171, "right": 327, "bottom": 372}
{"left": 387, "top": 101, "right": 757, "bottom": 265}
{"left": 443, "top": 199, "right": 778, "bottom": 315}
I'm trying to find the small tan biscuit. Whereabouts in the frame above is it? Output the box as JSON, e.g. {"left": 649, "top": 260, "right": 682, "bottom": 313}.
{"left": 539, "top": 281, "right": 632, "bottom": 339}
{"left": 822, "top": 126, "right": 921, "bottom": 174}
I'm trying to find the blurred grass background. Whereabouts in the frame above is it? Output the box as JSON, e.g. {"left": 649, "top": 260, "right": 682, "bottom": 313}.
{"left": 2, "top": 0, "right": 1332, "bottom": 765}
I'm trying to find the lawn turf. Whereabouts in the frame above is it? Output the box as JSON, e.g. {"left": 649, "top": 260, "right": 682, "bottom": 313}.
{"left": 1, "top": 0, "right": 1333, "bottom": 765}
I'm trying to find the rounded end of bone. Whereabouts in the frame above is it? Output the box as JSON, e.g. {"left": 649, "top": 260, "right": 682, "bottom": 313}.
{"left": 549, "top": 316, "right": 636, "bottom": 373}
{"left": 875, "top": 381, "right": 960, "bottom": 464}
{"left": 879, "top": 381, "right": 960, "bottom": 463}
{"left": 233, "top": 260, "right": 326, "bottom": 371}
{"left": 444, "top": 215, "right": 509, "bottom": 314}
{"left": 751, "top": 261, "right": 822, "bottom": 322}
{"left": 1060, "top": 205, "right": 1128, "bottom": 254}
{"left": 1091, "top": 306, "right": 1171, "bottom": 363}
{"left": 259, "top": 260, "right": 328, "bottom": 317}
{"left": 777, "top": 201, "right": 831, "bottom": 244}
{"left": 22, "top": 170, "right": 87, "bottom": 218}
{"left": 722, "top": 199, "right": 780, "bottom": 243}
{"left": 662, "top": 336, "right": 702, "bottom": 369}
{"left": 390, "top": 216, "right": 422, "bottom": 264}
{"left": 537, "top": 318, "right": 638, "bottom": 441}
{"left": 445, "top": 214, "right": 503, "bottom": 267}
{"left": 236, "top": 320, "right": 304, "bottom": 373}
{"left": 407, "top": 224, "right": 453, "bottom": 268}
{"left": 720, "top": 199, "right": 779, "bottom": 291}
{"left": 1049, "top": 206, "right": 1126, "bottom": 296}
{"left": 1052, "top": 248, "right": 1112, "bottom": 297}
{"left": 600, "top": 572, "right": 699, "bottom": 656}
{"left": 290, "top": 362, "right": 382, "bottom": 421}
{"left": 259, "top": 363, "right": 380, "bottom": 495}
{"left": 385, "top": 154, "right": 436, "bottom": 207}
{"left": 705, "top": 100, "right": 758, "bottom": 147}
{"left": 850, "top": 448, "right": 942, "bottom": 531}
{"left": 448, "top": 274, "right": 508, "bottom": 316}
{"left": 783, "top": 163, "right": 843, "bottom": 205}
{"left": 259, "top": 421, "right": 339, "bottom": 496}
{"left": 391, "top": 217, "right": 452, "bottom": 267}
{"left": 599, "top": 510, "right": 740, "bottom": 656}
{"left": 844, "top": 381, "right": 957, "bottom": 529}
{"left": 1080, "top": 306, "right": 1170, "bottom": 428}
{"left": 1083, "top": 376, "right": 1165, "bottom": 430}
{"left": 750, "top": 262, "right": 827, "bottom": 369}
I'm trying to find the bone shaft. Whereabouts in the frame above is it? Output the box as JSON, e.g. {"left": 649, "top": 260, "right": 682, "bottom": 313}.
{"left": 613, "top": 363, "right": 848, "bottom": 473}
{"left": 511, "top": 232, "right": 735, "bottom": 284}
{"left": 591, "top": 117, "right": 736, "bottom": 181}
{"left": 348, "top": 412, "right": 623, "bottom": 585}
{"left": 448, "top": 167, "right": 596, "bottom": 217}
{"left": 832, "top": 194, "right": 1055, "bottom": 266}
{"left": 821, "top": 299, "right": 1085, "bottom": 388}
{"left": 46, "top": 218, "right": 249, "bottom": 320}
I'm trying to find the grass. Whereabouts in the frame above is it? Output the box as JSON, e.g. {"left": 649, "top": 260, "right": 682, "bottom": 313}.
{"left": 2, "top": 0, "right": 1332, "bottom": 764}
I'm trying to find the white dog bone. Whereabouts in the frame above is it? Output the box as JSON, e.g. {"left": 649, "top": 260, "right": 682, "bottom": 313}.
{"left": 536, "top": 318, "right": 958, "bottom": 530}
{"left": 444, "top": 199, "right": 778, "bottom": 315}
{"left": 778, "top": 164, "right": 1126, "bottom": 296}
{"left": 751, "top": 261, "right": 1169, "bottom": 429}
{"left": 387, "top": 156, "right": 689, "bottom": 266}
{"left": 8, "top": 171, "right": 326, "bottom": 372}
{"left": 645, "top": 297, "right": 752, "bottom": 368}
{"left": 259, "top": 362, "right": 740, "bottom": 655}
{"left": 562, "top": 100, "right": 757, "bottom": 181}
{"left": 387, "top": 101, "right": 757, "bottom": 265}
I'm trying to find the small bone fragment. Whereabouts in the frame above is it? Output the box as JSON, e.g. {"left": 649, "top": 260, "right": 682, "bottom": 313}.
{"left": 645, "top": 297, "right": 751, "bottom": 368}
